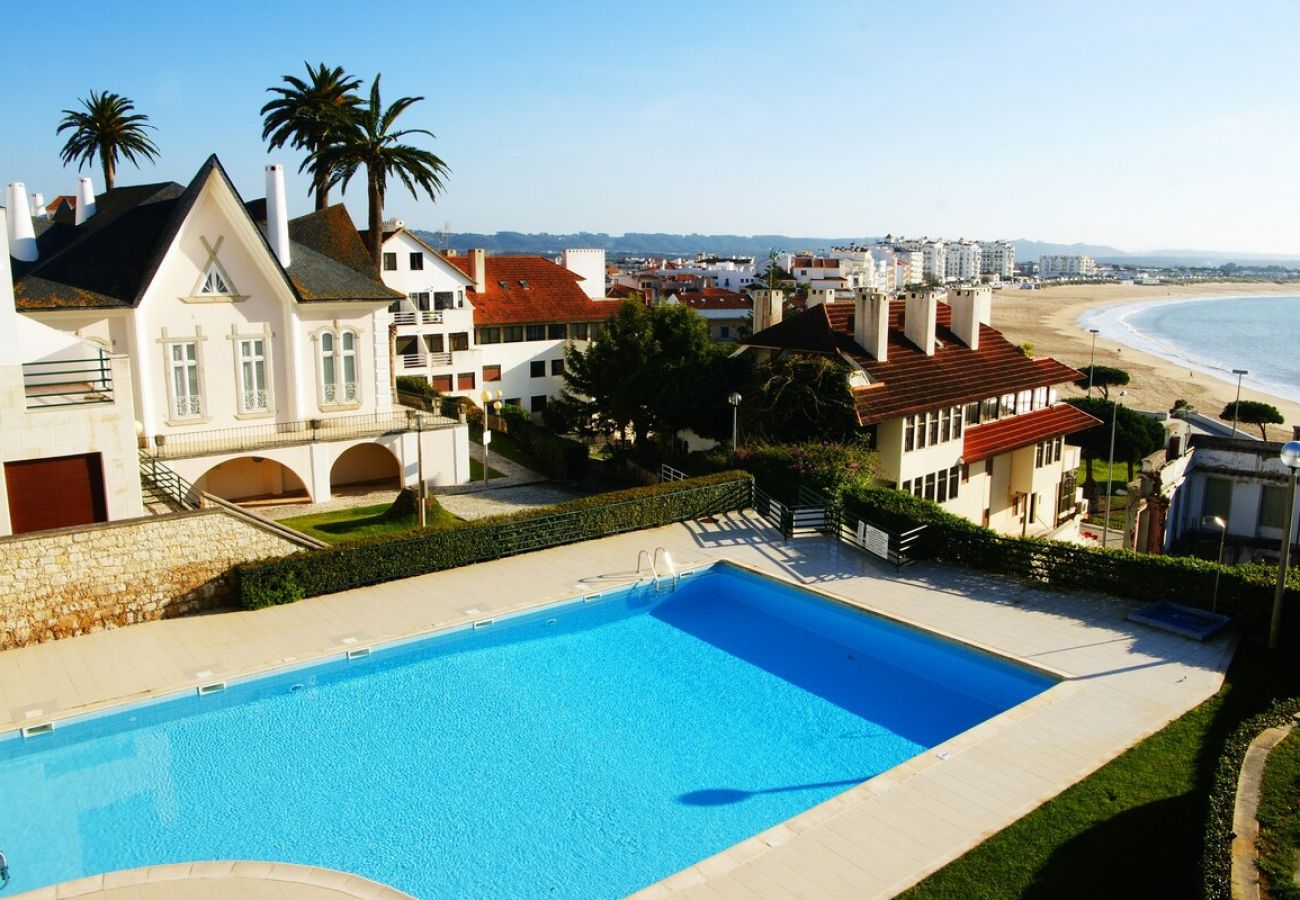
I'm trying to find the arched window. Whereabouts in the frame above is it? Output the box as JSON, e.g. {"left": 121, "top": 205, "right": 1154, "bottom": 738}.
{"left": 320, "top": 329, "right": 360, "bottom": 405}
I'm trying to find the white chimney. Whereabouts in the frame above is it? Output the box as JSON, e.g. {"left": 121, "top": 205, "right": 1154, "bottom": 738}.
{"left": 31, "top": 192, "right": 46, "bottom": 219}
{"left": 469, "top": 248, "right": 487, "bottom": 293}
{"left": 5, "top": 183, "right": 38, "bottom": 262}
{"left": 0, "top": 208, "right": 20, "bottom": 367}
{"left": 853, "top": 288, "right": 889, "bottom": 362}
{"left": 947, "top": 285, "right": 991, "bottom": 350}
{"left": 265, "top": 164, "right": 291, "bottom": 268}
{"left": 75, "top": 176, "right": 96, "bottom": 225}
{"left": 752, "top": 289, "right": 783, "bottom": 333}
{"left": 904, "top": 288, "right": 938, "bottom": 356}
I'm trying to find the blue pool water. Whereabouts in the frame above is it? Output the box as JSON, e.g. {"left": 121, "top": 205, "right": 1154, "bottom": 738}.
{"left": 0, "top": 564, "right": 1052, "bottom": 897}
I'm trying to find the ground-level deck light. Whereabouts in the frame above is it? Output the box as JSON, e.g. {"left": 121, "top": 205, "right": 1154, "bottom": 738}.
{"left": 1200, "top": 514, "right": 1227, "bottom": 613}
{"left": 728, "top": 392, "right": 742, "bottom": 457}
{"left": 1269, "top": 440, "right": 1300, "bottom": 649}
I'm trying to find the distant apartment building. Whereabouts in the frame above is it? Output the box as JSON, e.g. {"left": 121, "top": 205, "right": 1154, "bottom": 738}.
{"left": 944, "top": 240, "right": 982, "bottom": 282}
{"left": 664, "top": 288, "right": 751, "bottom": 343}
{"left": 1039, "top": 255, "right": 1098, "bottom": 278}
{"left": 978, "top": 241, "right": 1016, "bottom": 278}
{"left": 890, "top": 239, "right": 947, "bottom": 283}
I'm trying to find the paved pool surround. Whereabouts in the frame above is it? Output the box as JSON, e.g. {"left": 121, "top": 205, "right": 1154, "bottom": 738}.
{"left": 2, "top": 510, "right": 1232, "bottom": 899}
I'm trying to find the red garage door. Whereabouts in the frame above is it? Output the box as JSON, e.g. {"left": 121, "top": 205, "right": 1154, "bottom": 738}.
{"left": 5, "top": 453, "right": 107, "bottom": 534}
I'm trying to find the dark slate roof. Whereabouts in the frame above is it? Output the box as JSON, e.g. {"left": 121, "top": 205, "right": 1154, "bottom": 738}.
{"left": 744, "top": 299, "right": 1083, "bottom": 425}
{"left": 13, "top": 155, "right": 397, "bottom": 310}
{"left": 291, "top": 207, "right": 388, "bottom": 280}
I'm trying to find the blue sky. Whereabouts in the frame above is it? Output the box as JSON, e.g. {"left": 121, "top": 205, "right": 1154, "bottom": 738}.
{"left": 5, "top": 0, "right": 1298, "bottom": 253}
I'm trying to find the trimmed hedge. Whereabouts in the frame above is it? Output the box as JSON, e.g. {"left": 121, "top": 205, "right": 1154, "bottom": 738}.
{"left": 1202, "top": 696, "right": 1300, "bottom": 900}
{"left": 236, "top": 471, "right": 752, "bottom": 609}
{"left": 843, "top": 484, "right": 1300, "bottom": 641}
{"left": 499, "top": 405, "right": 588, "bottom": 481}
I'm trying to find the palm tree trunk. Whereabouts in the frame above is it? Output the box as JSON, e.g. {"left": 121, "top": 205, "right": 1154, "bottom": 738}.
{"left": 366, "top": 168, "right": 383, "bottom": 271}
{"left": 102, "top": 154, "right": 115, "bottom": 192}
{"left": 313, "top": 169, "right": 330, "bottom": 211}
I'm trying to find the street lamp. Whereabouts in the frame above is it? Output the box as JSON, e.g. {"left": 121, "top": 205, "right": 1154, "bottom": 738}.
{"left": 1102, "top": 390, "right": 1127, "bottom": 550}
{"left": 1268, "top": 440, "right": 1300, "bottom": 649}
{"left": 728, "top": 392, "right": 742, "bottom": 457}
{"left": 1086, "top": 328, "right": 1100, "bottom": 397}
{"left": 406, "top": 408, "right": 427, "bottom": 528}
{"left": 1229, "top": 369, "right": 1249, "bottom": 437}
{"left": 479, "top": 390, "right": 503, "bottom": 487}
{"left": 1200, "top": 514, "right": 1227, "bottom": 613}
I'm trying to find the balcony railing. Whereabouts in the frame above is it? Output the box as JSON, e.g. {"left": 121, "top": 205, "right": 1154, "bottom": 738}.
{"left": 400, "top": 351, "right": 455, "bottom": 370}
{"left": 22, "top": 353, "right": 115, "bottom": 408}
{"left": 392, "top": 310, "right": 444, "bottom": 326}
{"left": 151, "top": 409, "right": 459, "bottom": 460}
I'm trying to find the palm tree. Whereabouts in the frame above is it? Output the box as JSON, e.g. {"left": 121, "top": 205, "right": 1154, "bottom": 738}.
{"left": 57, "top": 91, "right": 159, "bottom": 191}
{"left": 309, "top": 74, "right": 450, "bottom": 269}
{"left": 260, "top": 63, "right": 362, "bottom": 210}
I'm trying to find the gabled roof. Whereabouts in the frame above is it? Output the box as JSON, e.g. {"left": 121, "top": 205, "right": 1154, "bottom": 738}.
{"left": 445, "top": 255, "right": 616, "bottom": 325}
{"left": 671, "top": 288, "right": 751, "bottom": 311}
{"left": 745, "top": 299, "right": 1083, "bottom": 425}
{"left": 287, "top": 205, "right": 383, "bottom": 280}
{"left": 14, "top": 155, "right": 399, "bottom": 310}
{"left": 962, "top": 404, "right": 1101, "bottom": 463}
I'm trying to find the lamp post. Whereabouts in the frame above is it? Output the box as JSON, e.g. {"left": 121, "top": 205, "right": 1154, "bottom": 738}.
{"left": 1201, "top": 514, "right": 1227, "bottom": 613}
{"left": 728, "top": 391, "right": 742, "bottom": 457}
{"left": 1268, "top": 440, "right": 1300, "bottom": 649}
{"left": 479, "top": 390, "right": 503, "bottom": 487}
{"left": 1102, "top": 390, "right": 1126, "bottom": 550}
{"left": 1229, "top": 369, "right": 1249, "bottom": 437}
{"left": 1086, "top": 328, "right": 1100, "bottom": 397}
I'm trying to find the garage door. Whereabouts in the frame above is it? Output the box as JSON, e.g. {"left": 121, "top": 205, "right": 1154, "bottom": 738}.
{"left": 5, "top": 453, "right": 107, "bottom": 534}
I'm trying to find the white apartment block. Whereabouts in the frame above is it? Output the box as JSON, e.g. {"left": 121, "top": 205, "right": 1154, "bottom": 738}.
{"left": 1039, "top": 255, "right": 1098, "bottom": 278}
{"left": 944, "top": 241, "right": 982, "bottom": 282}
{"left": 978, "top": 241, "right": 1015, "bottom": 278}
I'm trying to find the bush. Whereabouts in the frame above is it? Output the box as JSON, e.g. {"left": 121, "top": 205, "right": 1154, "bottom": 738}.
{"left": 395, "top": 375, "right": 438, "bottom": 398}
{"left": 500, "top": 404, "right": 588, "bottom": 481}
{"left": 236, "top": 472, "right": 752, "bottom": 607}
{"left": 694, "top": 441, "right": 877, "bottom": 503}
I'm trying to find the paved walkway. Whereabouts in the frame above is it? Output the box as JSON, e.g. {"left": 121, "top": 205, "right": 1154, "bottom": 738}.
{"left": 1, "top": 512, "right": 1233, "bottom": 899}
{"left": 18, "top": 861, "right": 411, "bottom": 899}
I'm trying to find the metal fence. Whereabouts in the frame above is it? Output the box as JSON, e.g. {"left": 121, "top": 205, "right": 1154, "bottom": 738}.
{"left": 21, "top": 354, "right": 114, "bottom": 408}
{"left": 152, "top": 409, "right": 460, "bottom": 459}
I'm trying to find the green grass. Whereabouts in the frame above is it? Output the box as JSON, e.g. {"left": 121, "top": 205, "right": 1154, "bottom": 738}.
{"left": 902, "top": 649, "right": 1300, "bottom": 900}
{"left": 1257, "top": 730, "right": 1300, "bottom": 899}
{"left": 280, "top": 501, "right": 462, "bottom": 545}
{"left": 468, "top": 457, "right": 507, "bottom": 481}
{"left": 1079, "top": 459, "right": 1132, "bottom": 497}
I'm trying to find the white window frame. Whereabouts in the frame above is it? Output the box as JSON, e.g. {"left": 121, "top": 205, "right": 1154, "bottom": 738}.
{"left": 160, "top": 331, "right": 208, "bottom": 424}
{"left": 231, "top": 326, "right": 274, "bottom": 418}
{"left": 316, "top": 326, "right": 362, "bottom": 409}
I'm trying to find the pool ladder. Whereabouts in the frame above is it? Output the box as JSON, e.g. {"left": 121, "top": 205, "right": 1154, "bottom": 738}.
{"left": 636, "top": 547, "right": 679, "bottom": 592}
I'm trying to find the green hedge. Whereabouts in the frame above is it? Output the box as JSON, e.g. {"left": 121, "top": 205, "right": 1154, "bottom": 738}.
{"left": 842, "top": 484, "right": 1300, "bottom": 640}
{"left": 499, "top": 405, "right": 588, "bottom": 481}
{"left": 236, "top": 471, "right": 752, "bottom": 609}
{"left": 1201, "top": 696, "right": 1300, "bottom": 899}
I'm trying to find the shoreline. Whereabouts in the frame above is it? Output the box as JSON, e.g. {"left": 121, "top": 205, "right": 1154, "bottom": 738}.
{"left": 990, "top": 281, "right": 1300, "bottom": 442}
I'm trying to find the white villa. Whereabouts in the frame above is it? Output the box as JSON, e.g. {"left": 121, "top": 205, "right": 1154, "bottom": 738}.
{"left": 4, "top": 156, "right": 469, "bottom": 529}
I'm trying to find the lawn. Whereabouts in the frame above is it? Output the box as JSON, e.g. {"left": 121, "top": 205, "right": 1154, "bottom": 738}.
{"left": 1257, "top": 729, "right": 1300, "bottom": 899}
{"left": 468, "top": 457, "right": 507, "bottom": 481}
{"left": 902, "top": 647, "right": 1300, "bottom": 899}
{"left": 280, "top": 501, "right": 462, "bottom": 545}
{"left": 470, "top": 424, "right": 537, "bottom": 472}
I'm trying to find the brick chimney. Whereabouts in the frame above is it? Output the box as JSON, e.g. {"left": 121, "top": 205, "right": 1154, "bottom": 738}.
{"left": 5, "top": 183, "right": 37, "bottom": 262}
{"left": 853, "top": 288, "right": 889, "bottom": 362}
{"left": 469, "top": 248, "right": 487, "bottom": 294}
{"left": 752, "top": 289, "right": 783, "bottom": 333}
{"left": 904, "top": 288, "right": 939, "bottom": 356}
{"left": 74, "top": 176, "right": 96, "bottom": 225}
{"left": 947, "top": 285, "right": 991, "bottom": 350}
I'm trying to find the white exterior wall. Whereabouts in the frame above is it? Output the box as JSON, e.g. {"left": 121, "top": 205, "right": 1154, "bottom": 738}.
{"left": 1039, "top": 255, "right": 1098, "bottom": 277}
{"left": 978, "top": 241, "right": 1015, "bottom": 277}
{"left": 560, "top": 249, "right": 608, "bottom": 299}
{"left": 481, "top": 338, "right": 590, "bottom": 413}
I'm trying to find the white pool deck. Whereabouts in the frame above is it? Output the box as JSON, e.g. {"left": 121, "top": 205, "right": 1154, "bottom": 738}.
{"left": 2, "top": 510, "right": 1232, "bottom": 899}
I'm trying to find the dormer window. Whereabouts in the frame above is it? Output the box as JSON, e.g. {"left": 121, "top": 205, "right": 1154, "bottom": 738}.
{"left": 519, "top": 279, "right": 529, "bottom": 289}
{"left": 498, "top": 279, "right": 510, "bottom": 289}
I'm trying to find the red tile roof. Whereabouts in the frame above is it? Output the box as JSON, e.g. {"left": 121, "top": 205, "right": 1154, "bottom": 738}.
{"left": 962, "top": 404, "right": 1102, "bottom": 463}
{"left": 608, "top": 284, "right": 642, "bottom": 299}
{"left": 446, "top": 254, "right": 618, "bottom": 325}
{"left": 747, "top": 299, "right": 1083, "bottom": 425}
{"left": 672, "top": 288, "right": 751, "bottom": 311}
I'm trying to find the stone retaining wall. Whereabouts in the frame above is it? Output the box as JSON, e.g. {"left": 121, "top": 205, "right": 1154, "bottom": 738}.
{"left": 0, "top": 510, "right": 304, "bottom": 650}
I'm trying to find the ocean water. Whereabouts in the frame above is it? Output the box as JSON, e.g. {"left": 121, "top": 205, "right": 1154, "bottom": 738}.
{"left": 0, "top": 565, "right": 1051, "bottom": 897}
{"left": 1079, "top": 294, "right": 1300, "bottom": 405}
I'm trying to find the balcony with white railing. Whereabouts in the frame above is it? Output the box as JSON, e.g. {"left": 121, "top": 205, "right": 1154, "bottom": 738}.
{"left": 391, "top": 309, "right": 444, "bottom": 327}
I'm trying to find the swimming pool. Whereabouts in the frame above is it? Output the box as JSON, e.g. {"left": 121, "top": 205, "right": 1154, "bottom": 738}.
{"left": 0, "top": 563, "right": 1053, "bottom": 897}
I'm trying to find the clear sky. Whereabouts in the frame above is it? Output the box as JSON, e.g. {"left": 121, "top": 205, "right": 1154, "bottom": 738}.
{"left": 5, "top": 0, "right": 1298, "bottom": 254}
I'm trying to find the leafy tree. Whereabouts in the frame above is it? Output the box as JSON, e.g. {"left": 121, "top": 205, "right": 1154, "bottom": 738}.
{"left": 1170, "top": 398, "right": 1197, "bottom": 419}
{"left": 57, "top": 90, "right": 159, "bottom": 191}
{"left": 744, "top": 356, "right": 859, "bottom": 443}
{"left": 1066, "top": 397, "right": 1167, "bottom": 490}
{"left": 1075, "top": 365, "right": 1130, "bottom": 400}
{"left": 1221, "top": 400, "right": 1284, "bottom": 440}
{"left": 311, "top": 74, "right": 450, "bottom": 270}
{"left": 261, "top": 62, "right": 362, "bottom": 210}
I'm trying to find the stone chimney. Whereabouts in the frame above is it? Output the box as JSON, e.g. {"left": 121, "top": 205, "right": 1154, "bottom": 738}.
{"left": 904, "top": 288, "right": 938, "bottom": 356}
{"left": 947, "top": 284, "right": 991, "bottom": 350}
{"left": 806, "top": 288, "right": 835, "bottom": 309}
{"left": 31, "top": 192, "right": 46, "bottom": 219}
{"left": 74, "top": 176, "right": 96, "bottom": 225}
{"left": 853, "top": 288, "right": 889, "bottom": 362}
{"left": 469, "top": 248, "right": 487, "bottom": 294}
{"left": 264, "top": 164, "right": 291, "bottom": 268}
{"left": 752, "top": 289, "right": 783, "bottom": 333}
{"left": 5, "top": 183, "right": 38, "bottom": 262}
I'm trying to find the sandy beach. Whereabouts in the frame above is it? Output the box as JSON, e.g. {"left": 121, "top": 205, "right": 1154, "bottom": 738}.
{"left": 991, "top": 281, "right": 1300, "bottom": 442}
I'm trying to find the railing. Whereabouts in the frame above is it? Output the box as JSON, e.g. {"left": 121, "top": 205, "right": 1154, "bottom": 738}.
{"left": 139, "top": 455, "right": 199, "bottom": 510}
{"left": 400, "top": 353, "right": 427, "bottom": 370}
{"left": 838, "top": 507, "right": 926, "bottom": 571}
{"left": 151, "top": 409, "right": 459, "bottom": 459}
{"left": 660, "top": 463, "right": 687, "bottom": 483}
{"left": 21, "top": 354, "right": 114, "bottom": 408}
{"left": 391, "top": 310, "right": 444, "bottom": 326}
{"left": 427, "top": 351, "right": 453, "bottom": 367}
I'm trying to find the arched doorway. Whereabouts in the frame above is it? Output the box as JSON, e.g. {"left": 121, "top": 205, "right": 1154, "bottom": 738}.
{"left": 194, "top": 457, "right": 309, "bottom": 504}
{"left": 330, "top": 443, "right": 401, "bottom": 494}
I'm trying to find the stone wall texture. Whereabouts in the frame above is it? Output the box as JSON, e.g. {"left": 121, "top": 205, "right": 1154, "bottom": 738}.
{"left": 0, "top": 510, "right": 303, "bottom": 650}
